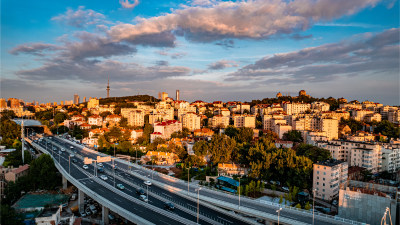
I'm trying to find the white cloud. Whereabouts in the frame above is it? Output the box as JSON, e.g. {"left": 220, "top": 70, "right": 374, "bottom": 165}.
{"left": 120, "top": 0, "right": 140, "bottom": 9}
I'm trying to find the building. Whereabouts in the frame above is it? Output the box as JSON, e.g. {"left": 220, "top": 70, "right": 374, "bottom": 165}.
{"left": 151, "top": 120, "right": 182, "bottom": 141}
{"left": 141, "top": 151, "right": 178, "bottom": 165}
{"left": 128, "top": 109, "right": 145, "bottom": 127}
{"left": 274, "top": 124, "right": 292, "bottom": 139}
{"left": 311, "top": 102, "right": 330, "bottom": 112}
{"left": 338, "top": 180, "right": 398, "bottom": 225}
{"left": 35, "top": 207, "right": 61, "bottom": 225}
{"left": 217, "top": 163, "right": 248, "bottom": 176}
{"left": 176, "top": 90, "right": 180, "bottom": 101}
{"left": 87, "top": 98, "right": 99, "bottom": 109}
{"left": 208, "top": 115, "right": 230, "bottom": 128}
{"left": 161, "top": 92, "right": 168, "bottom": 101}
{"left": 313, "top": 159, "right": 348, "bottom": 201}
{"left": 148, "top": 109, "right": 174, "bottom": 125}
{"left": 381, "top": 146, "right": 400, "bottom": 173}
{"left": 8, "top": 98, "right": 20, "bottom": 108}
{"left": 193, "top": 128, "right": 214, "bottom": 138}
{"left": 320, "top": 118, "right": 339, "bottom": 140}
{"left": 282, "top": 102, "right": 311, "bottom": 115}
{"left": 88, "top": 115, "right": 103, "bottom": 126}
{"left": 73, "top": 94, "right": 79, "bottom": 105}
{"left": 181, "top": 112, "right": 201, "bottom": 131}
{"left": 105, "top": 114, "right": 122, "bottom": 127}
{"left": 233, "top": 115, "right": 256, "bottom": 128}
{"left": 4, "top": 164, "right": 29, "bottom": 182}
{"left": 0, "top": 98, "right": 6, "bottom": 108}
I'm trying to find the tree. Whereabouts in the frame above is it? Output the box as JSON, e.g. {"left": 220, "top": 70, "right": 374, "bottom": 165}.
{"left": 119, "top": 117, "right": 129, "bottom": 128}
{"left": 295, "top": 144, "right": 331, "bottom": 163}
{"left": 279, "top": 195, "right": 283, "bottom": 204}
{"left": 209, "top": 134, "right": 236, "bottom": 164}
{"left": 304, "top": 202, "right": 311, "bottom": 210}
{"left": 100, "top": 111, "right": 112, "bottom": 118}
{"left": 0, "top": 204, "right": 23, "bottom": 225}
{"left": 295, "top": 203, "right": 302, "bottom": 209}
{"left": 1, "top": 109, "right": 16, "bottom": 119}
{"left": 340, "top": 118, "right": 363, "bottom": 134}
{"left": 0, "top": 117, "right": 21, "bottom": 148}
{"left": 193, "top": 140, "right": 209, "bottom": 156}
{"left": 374, "top": 120, "right": 400, "bottom": 140}
{"left": 224, "top": 125, "right": 239, "bottom": 138}
{"left": 282, "top": 130, "right": 303, "bottom": 143}
{"left": 54, "top": 112, "right": 67, "bottom": 124}
{"left": 29, "top": 154, "right": 61, "bottom": 190}
{"left": 106, "top": 126, "right": 123, "bottom": 143}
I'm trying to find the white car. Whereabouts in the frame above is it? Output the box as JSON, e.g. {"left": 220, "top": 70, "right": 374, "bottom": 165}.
{"left": 61, "top": 148, "right": 65, "bottom": 152}
{"left": 144, "top": 180, "right": 152, "bottom": 186}
{"left": 98, "top": 163, "right": 103, "bottom": 167}
{"left": 83, "top": 165, "right": 89, "bottom": 170}
{"left": 70, "top": 154, "right": 75, "bottom": 158}
{"left": 139, "top": 195, "right": 148, "bottom": 202}
{"left": 100, "top": 175, "right": 108, "bottom": 180}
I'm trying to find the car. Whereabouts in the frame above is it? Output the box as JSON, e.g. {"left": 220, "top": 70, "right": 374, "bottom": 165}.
{"left": 60, "top": 148, "right": 65, "bottom": 152}
{"left": 97, "top": 167, "right": 104, "bottom": 173}
{"left": 72, "top": 159, "right": 78, "bottom": 163}
{"left": 89, "top": 205, "right": 97, "bottom": 214}
{"left": 100, "top": 175, "right": 108, "bottom": 180}
{"left": 332, "top": 200, "right": 338, "bottom": 206}
{"left": 136, "top": 188, "right": 145, "bottom": 195}
{"left": 70, "top": 146, "right": 74, "bottom": 149}
{"left": 83, "top": 165, "right": 89, "bottom": 170}
{"left": 139, "top": 195, "right": 148, "bottom": 202}
{"left": 108, "top": 214, "right": 115, "bottom": 220}
{"left": 117, "top": 184, "right": 125, "bottom": 190}
{"left": 144, "top": 180, "right": 152, "bottom": 186}
{"left": 282, "top": 187, "right": 289, "bottom": 192}
{"left": 70, "top": 154, "right": 75, "bottom": 158}
{"left": 98, "top": 163, "right": 103, "bottom": 167}
{"left": 164, "top": 202, "right": 175, "bottom": 210}
{"left": 85, "top": 208, "right": 91, "bottom": 215}
{"left": 80, "top": 212, "right": 86, "bottom": 217}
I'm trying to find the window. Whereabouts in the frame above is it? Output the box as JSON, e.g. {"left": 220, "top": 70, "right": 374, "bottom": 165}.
{"left": 317, "top": 171, "right": 320, "bottom": 174}
{"left": 323, "top": 183, "right": 325, "bottom": 186}
{"left": 317, "top": 182, "right": 319, "bottom": 185}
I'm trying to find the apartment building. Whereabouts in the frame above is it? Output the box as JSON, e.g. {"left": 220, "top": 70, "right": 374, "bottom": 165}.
{"left": 208, "top": 115, "right": 230, "bottom": 128}
{"left": 320, "top": 118, "right": 339, "bottom": 140}
{"left": 87, "top": 98, "right": 99, "bottom": 108}
{"left": 151, "top": 120, "right": 182, "bottom": 141}
{"left": 282, "top": 102, "right": 311, "bottom": 115}
{"left": 274, "top": 124, "right": 292, "bottom": 139}
{"left": 381, "top": 146, "right": 400, "bottom": 173}
{"left": 5, "top": 164, "right": 30, "bottom": 182}
{"left": 105, "top": 114, "right": 122, "bottom": 127}
{"left": 311, "top": 101, "right": 330, "bottom": 112}
{"left": 180, "top": 112, "right": 201, "bottom": 131}
{"left": 388, "top": 109, "right": 400, "bottom": 124}
{"left": 88, "top": 115, "right": 103, "bottom": 126}
{"left": 313, "top": 159, "right": 348, "bottom": 201}
{"left": 233, "top": 115, "right": 256, "bottom": 128}
{"left": 149, "top": 108, "right": 174, "bottom": 124}
{"left": 128, "top": 109, "right": 145, "bottom": 127}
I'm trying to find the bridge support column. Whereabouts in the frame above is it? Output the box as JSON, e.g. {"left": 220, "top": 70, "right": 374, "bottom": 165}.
{"left": 78, "top": 189, "right": 84, "bottom": 213}
{"left": 102, "top": 206, "right": 109, "bottom": 225}
{"left": 62, "top": 175, "right": 68, "bottom": 190}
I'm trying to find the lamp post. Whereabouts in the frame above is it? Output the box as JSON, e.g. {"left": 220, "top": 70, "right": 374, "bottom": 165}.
{"left": 113, "top": 158, "right": 116, "bottom": 188}
{"left": 238, "top": 177, "right": 241, "bottom": 209}
{"left": 187, "top": 168, "right": 190, "bottom": 195}
{"left": 196, "top": 188, "right": 202, "bottom": 224}
{"left": 147, "top": 175, "right": 150, "bottom": 202}
{"left": 313, "top": 188, "right": 316, "bottom": 225}
{"left": 276, "top": 208, "right": 282, "bottom": 225}
{"left": 68, "top": 156, "right": 71, "bottom": 174}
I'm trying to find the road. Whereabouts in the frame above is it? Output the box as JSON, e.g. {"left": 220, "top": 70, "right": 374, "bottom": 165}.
{"left": 32, "top": 137, "right": 253, "bottom": 225}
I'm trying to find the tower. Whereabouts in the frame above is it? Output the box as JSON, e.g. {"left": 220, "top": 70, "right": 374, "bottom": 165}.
{"left": 106, "top": 75, "right": 110, "bottom": 98}
{"left": 74, "top": 94, "right": 79, "bottom": 105}
{"left": 176, "top": 90, "right": 180, "bottom": 101}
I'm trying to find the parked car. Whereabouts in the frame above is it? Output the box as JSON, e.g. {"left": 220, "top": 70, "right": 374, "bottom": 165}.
{"left": 85, "top": 208, "right": 91, "bottom": 216}
{"left": 80, "top": 212, "right": 86, "bottom": 217}
{"left": 164, "top": 202, "right": 175, "bottom": 210}
{"left": 144, "top": 180, "right": 152, "bottom": 186}
{"left": 100, "top": 175, "right": 108, "bottom": 180}
{"left": 72, "top": 159, "right": 78, "bottom": 163}
{"left": 108, "top": 214, "right": 115, "bottom": 220}
{"left": 83, "top": 165, "right": 89, "bottom": 170}
{"left": 136, "top": 189, "right": 145, "bottom": 195}
{"left": 89, "top": 205, "right": 97, "bottom": 214}
{"left": 139, "top": 195, "right": 148, "bottom": 202}
{"left": 117, "top": 184, "right": 125, "bottom": 190}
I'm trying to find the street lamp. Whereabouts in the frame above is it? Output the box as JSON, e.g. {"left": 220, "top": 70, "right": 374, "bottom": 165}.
{"left": 238, "top": 177, "right": 241, "bottom": 209}
{"left": 147, "top": 175, "right": 150, "bottom": 202}
{"left": 187, "top": 168, "right": 190, "bottom": 195}
{"left": 276, "top": 208, "right": 282, "bottom": 225}
{"left": 196, "top": 188, "right": 202, "bottom": 224}
{"left": 313, "top": 189, "right": 316, "bottom": 225}
{"left": 113, "top": 158, "right": 116, "bottom": 188}
{"left": 68, "top": 156, "right": 71, "bottom": 174}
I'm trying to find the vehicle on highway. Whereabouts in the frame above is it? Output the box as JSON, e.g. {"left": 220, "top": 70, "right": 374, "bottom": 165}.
{"left": 164, "top": 202, "right": 175, "bottom": 210}
{"left": 117, "top": 184, "right": 125, "bottom": 190}
{"left": 70, "top": 154, "right": 75, "bottom": 158}
{"left": 80, "top": 212, "right": 86, "bottom": 217}
{"left": 85, "top": 208, "right": 91, "bottom": 216}
{"left": 61, "top": 148, "right": 65, "bottom": 152}
{"left": 144, "top": 180, "right": 152, "bottom": 186}
{"left": 136, "top": 188, "right": 145, "bottom": 195}
{"left": 83, "top": 165, "right": 89, "bottom": 170}
{"left": 72, "top": 159, "right": 78, "bottom": 163}
{"left": 70, "top": 146, "right": 74, "bottom": 149}
{"left": 139, "top": 195, "right": 148, "bottom": 202}
{"left": 98, "top": 163, "right": 103, "bottom": 167}
{"left": 100, "top": 175, "right": 108, "bottom": 180}
{"left": 97, "top": 167, "right": 104, "bottom": 173}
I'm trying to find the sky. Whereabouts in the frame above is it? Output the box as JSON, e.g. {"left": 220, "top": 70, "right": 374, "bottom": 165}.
{"left": 1, "top": 0, "right": 399, "bottom": 105}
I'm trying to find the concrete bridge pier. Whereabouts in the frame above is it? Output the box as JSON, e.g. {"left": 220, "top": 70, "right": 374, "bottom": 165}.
{"left": 102, "top": 205, "right": 109, "bottom": 225}
{"left": 62, "top": 175, "right": 68, "bottom": 189}
{"left": 78, "top": 189, "right": 85, "bottom": 212}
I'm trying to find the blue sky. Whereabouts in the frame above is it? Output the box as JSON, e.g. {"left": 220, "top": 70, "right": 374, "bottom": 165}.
{"left": 1, "top": 0, "right": 399, "bottom": 105}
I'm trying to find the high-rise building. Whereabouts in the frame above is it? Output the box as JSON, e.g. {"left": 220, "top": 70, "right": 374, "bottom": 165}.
{"left": 161, "top": 92, "right": 168, "bottom": 101}
{"left": 8, "top": 98, "right": 20, "bottom": 108}
{"left": 313, "top": 159, "right": 348, "bottom": 201}
{"left": 106, "top": 75, "right": 110, "bottom": 98}
{"left": 83, "top": 96, "right": 87, "bottom": 103}
{"left": 60, "top": 101, "right": 64, "bottom": 105}
{"left": 180, "top": 112, "right": 201, "bottom": 131}
{"left": 87, "top": 98, "right": 99, "bottom": 109}
{"left": 74, "top": 94, "right": 80, "bottom": 105}
{"left": 0, "top": 98, "right": 7, "bottom": 108}
{"left": 176, "top": 90, "right": 180, "bottom": 101}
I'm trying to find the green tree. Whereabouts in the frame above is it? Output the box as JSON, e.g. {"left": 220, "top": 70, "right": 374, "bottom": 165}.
{"left": 193, "top": 140, "right": 209, "bottom": 156}
{"left": 295, "top": 144, "right": 331, "bottom": 163}
{"left": 304, "top": 202, "right": 311, "bottom": 210}
{"left": 209, "top": 134, "right": 236, "bottom": 164}
{"left": 29, "top": 154, "right": 61, "bottom": 190}
{"left": 0, "top": 204, "right": 24, "bottom": 225}
{"left": 295, "top": 203, "right": 302, "bottom": 209}
{"left": 100, "top": 111, "right": 112, "bottom": 119}
{"left": 119, "top": 117, "right": 129, "bottom": 128}
{"left": 340, "top": 118, "right": 363, "bottom": 133}
{"left": 282, "top": 130, "right": 303, "bottom": 143}
{"left": 54, "top": 112, "right": 67, "bottom": 124}
{"left": 0, "top": 117, "right": 21, "bottom": 148}
{"left": 279, "top": 195, "right": 283, "bottom": 204}
{"left": 374, "top": 120, "right": 400, "bottom": 140}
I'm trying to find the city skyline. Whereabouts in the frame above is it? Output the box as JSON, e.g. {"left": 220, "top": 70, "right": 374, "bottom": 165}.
{"left": 1, "top": 0, "right": 399, "bottom": 105}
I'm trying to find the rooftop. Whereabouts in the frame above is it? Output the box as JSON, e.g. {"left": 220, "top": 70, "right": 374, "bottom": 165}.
{"left": 315, "top": 159, "right": 346, "bottom": 167}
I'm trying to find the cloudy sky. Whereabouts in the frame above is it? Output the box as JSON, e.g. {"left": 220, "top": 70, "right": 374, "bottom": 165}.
{"left": 1, "top": 0, "right": 399, "bottom": 105}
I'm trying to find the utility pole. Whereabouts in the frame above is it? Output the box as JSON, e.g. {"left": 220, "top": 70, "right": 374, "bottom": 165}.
{"left": 21, "top": 119, "right": 25, "bottom": 164}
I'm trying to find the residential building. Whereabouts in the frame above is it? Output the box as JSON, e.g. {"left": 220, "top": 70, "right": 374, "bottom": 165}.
{"left": 320, "top": 118, "right": 339, "bottom": 140}
{"left": 128, "top": 109, "right": 145, "bottom": 127}
{"left": 149, "top": 109, "right": 174, "bottom": 124}
{"left": 208, "top": 115, "right": 230, "bottom": 128}
{"left": 105, "top": 114, "right": 122, "bottom": 127}
{"left": 274, "top": 124, "right": 292, "bottom": 139}
{"left": 364, "top": 113, "right": 382, "bottom": 122}
{"left": 381, "top": 146, "right": 400, "bottom": 173}
{"left": 141, "top": 151, "right": 178, "bottom": 165}
{"left": 282, "top": 102, "right": 311, "bottom": 115}
{"left": 275, "top": 140, "right": 293, "bottom": 149}
{"left": 35, "top": 207, "right": 61, "bottom": 225}
{"left": 87, "top": 98, "right": 99, "bottom": 109}
{"left": 130, "top": 129, "right": 143, "bottom": 143}
{"left": 180, "top": 112, "right": 201, "bottom": 131}
{"left": 193, "top": 128, "right": 214, "bottom": 138}
{"left": 88, "top": 115, "right": 103, "bottom": 126}
{"left": 338, "top": 180, "right": 398, "bottom": 225}
{"left": 311, "top": 101, "right": 330, "bottom": 112}
{"left": 352, "top": 109, "right": 374, "bottom": 121}
{"left": 0, "top": 98, "right": 6, "bottom": 109}
{"left": 233, "top": 115, "right": 256, "bottom": 128}
{"left": 5, "top": 164, "right": 29, "bottom": 182}
{"left": 73, "top": 94, "right": 79, "bottom": 105}
{"left": 313, "top": 159, "right": 348, "bottom": 201}
{"left": 388, "top": 109, "right": 400, "bottom": 124}
{"left": 151, "top": 120, "right": 182, "bottom": 141}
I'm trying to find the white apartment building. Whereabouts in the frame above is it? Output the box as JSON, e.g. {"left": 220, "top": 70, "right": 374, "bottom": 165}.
{"left": 381, "top": 147, "right": 400, "bottom": 173}
{"left": 282, "top": 102, "right": 311, "bottom": 115}
{"left": 263, "top": 114, "right": 285, "bottom": 131}
{"left": 180, "top": 112, "right": 201, "bottom": 131}
{"left": 313, "top": 159, "right": 348, "bottom": 201}
{"left": 388, "top": 109, "right": 399, "bottom": 124}
{"left": 176, "top": 106, "right": 197, "bottom": 119}
{"left": 149, "top": 108, "right": 174, "bottom": 124}
{"left": 311, "top": 101, "right": 330, "bottom": 112}
{"left": 320, "top": 118, "right": 339, "bottom": 140}
{"left": 274, "top": 124, "right": 292, "bottom": 139}
{"left": 88, "top": 115, "right": 103, "bottom": 126}
{"left": 208, "top": 115, "right": 230, "bottom": 128}
{"left": 214, "top": 108, "right": 231, "bottom": 117}
{"left": 233, "top": 115, "right": 256, "bottom": 128}
{"left": 352, "top": 109, "right": 374, "bottom": 121}
{"left": 128, "top": 109, "right": 145, "bottom": 127}
{"left": 151, "top": 120, "right": 182, "bottom": 141}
